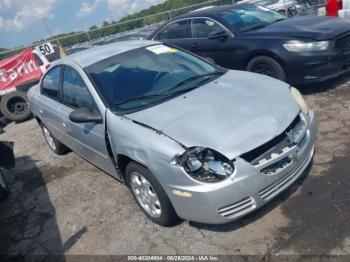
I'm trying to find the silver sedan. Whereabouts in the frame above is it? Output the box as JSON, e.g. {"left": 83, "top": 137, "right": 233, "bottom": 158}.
{"left": 28, "top": 40, "right": 317, "bottom": 226}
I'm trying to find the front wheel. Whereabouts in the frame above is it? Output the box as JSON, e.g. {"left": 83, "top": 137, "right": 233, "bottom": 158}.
{"left": 126, "top": 162, "right": 180, "bottom": 226}
{"left": 247, "top": 56, "right": 287, "bottom": 82}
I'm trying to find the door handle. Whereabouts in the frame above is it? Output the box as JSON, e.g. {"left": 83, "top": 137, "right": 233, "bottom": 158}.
{"left": 190, "top": 43, "right": 200, "bottom": 49}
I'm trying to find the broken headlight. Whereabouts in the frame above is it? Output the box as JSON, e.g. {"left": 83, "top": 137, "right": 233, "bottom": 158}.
{"left": 177, "top": 147, "right": 234, "bottom": 183}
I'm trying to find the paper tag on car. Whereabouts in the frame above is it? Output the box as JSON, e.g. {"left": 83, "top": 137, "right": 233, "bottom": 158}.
{"left": 146, "top": 45, "right": 177, "bottom": 54}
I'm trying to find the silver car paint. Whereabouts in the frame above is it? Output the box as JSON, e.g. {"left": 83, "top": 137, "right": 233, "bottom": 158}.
{"left": 127, "top": 70, "right": 300, "bottom": 160}
{"left": 28, "top": 41, "right": 317, "bottom": 224}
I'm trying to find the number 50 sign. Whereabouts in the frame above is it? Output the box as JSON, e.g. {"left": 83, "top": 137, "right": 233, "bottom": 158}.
{"left": 35, "top": 42, "right": 55, "bottom": 56}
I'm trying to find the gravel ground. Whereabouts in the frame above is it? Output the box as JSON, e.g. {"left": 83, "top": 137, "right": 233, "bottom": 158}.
{"left": 0, "top": 75, "right": 349, "bottom": 256}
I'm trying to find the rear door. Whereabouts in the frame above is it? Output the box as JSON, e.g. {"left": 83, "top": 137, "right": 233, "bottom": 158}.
{"left": 59, "top": 65, "right": 118, "bottom": 177}
{"left": 39, "top": 66, "right": 66, "bottom": 142}
{"left": 153, "top": 19, "right": 193, "bottom": 50}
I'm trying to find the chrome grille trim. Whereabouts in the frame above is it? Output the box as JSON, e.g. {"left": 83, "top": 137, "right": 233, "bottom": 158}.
{"left": 217, "top": 196, "right": 255, "bottom": 217}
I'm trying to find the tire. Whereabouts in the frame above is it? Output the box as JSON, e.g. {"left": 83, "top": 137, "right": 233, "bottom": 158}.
{"left": 0, "top": 170, "right": 9, "bottom": 201}
{"left": 126, "top": 162, "right": 181, "bottom": 226}
{"left": 247, "top": 56, "right": 287, "bottom": 82}
{"left": 0, "top": 91, "right": 32, "bottom": 122}
{"left": 40, "top": 123, "right": 69, "bottom": 155}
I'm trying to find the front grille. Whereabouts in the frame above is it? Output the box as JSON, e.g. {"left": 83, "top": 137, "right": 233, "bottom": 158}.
{"left": 241, "top": 114, "right": 304, "bottom": 166}
{"left": 217, "top": 197, "right": 255, "bottom": 218}
{"left": 335, "top": 34, "right": 350, "bottom": 52}
{"left": 258, "top": 147, "right": 312, "bottom": 201}
{"left": 260, "top": 156, "right": 292, "bottom": 175}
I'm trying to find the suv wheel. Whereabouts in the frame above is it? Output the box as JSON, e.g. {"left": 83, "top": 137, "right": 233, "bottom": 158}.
{"left": 126, "top": 162, "right": 180, "bottom": 226}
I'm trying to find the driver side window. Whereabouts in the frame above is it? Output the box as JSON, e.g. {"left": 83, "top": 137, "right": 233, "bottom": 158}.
{"left": 62, "top": 66, "right": 94, "bottom": 110}
{"left": 191, "top": 18, "right": 223, "bottom": 39}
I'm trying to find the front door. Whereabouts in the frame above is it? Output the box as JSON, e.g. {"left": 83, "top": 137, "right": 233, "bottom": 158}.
{"left": 189, "top": 18, "right": 239, "bottom": 69}
{"left": 59, "top": 65, "right": 118, "bottom": 178}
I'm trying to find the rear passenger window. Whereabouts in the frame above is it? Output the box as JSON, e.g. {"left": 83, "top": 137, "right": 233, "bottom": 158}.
{"left": 155, "top": 20, "right": 190, "bottom": 40}
{"left": 41, "top": 67, "right": 61, "bottom": 100}
{"left": 62, "top": 66, "right": 94, "bottom": 110}
{"left": 191, "top": 18, "right": 223, "bottom": 38}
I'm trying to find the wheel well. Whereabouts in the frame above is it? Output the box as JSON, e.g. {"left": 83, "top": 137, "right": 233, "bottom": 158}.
{"left": 245, "top": 52, "right": 288, "bottom": 80}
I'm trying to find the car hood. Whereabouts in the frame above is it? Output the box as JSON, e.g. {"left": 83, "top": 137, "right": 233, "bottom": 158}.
{"left": 127, "top": 71, "right": 300, "bottom": 159}
{"left": 244, "top": 16, "right": 350, "bottom": 40}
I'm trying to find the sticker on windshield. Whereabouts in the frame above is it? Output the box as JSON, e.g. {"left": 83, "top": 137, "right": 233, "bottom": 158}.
{"left": 146, "top": 45, "right": 177, "bottom": 54}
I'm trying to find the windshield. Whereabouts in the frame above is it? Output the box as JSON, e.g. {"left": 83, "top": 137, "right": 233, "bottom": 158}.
{"left": 219, "top": 5, "right": 286, "bottom": 33}
{"left": 85, "top": 45, "right": 224, "bottom": 113}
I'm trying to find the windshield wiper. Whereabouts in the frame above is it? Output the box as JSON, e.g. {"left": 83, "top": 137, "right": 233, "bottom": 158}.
{"left": 113, "top": 72, "right": 224, "bottom": 106}
{"left": 114, "top": 94, "right": 165, "bottom": 106}
{"left": 165, "top": 72, "right": 224, "bottom": 94}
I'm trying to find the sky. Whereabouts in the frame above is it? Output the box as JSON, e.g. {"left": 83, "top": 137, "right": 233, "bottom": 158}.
{"left": 0, "top": 0, "right": 166, "bottom": 48}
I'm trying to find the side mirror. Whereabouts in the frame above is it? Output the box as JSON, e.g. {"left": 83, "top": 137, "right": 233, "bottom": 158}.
{"left": 69, "top": 108, "right": 102, "bottom": 124}
{"left": 208, "top": 30, "right": 228, "bottom": 40}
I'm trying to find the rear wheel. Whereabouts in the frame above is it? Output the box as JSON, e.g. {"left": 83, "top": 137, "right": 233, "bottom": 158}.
{"left": 41, "top": 123, "right": 69, "bottom": 155}
{"left": 0, "top": 91, "right": 32, "bottom": 122}
{"left": 126, "top": 162, "right": 180, "bottom": 226}
{"left": 247, "top": 56, "right": 287, "bottom": 82}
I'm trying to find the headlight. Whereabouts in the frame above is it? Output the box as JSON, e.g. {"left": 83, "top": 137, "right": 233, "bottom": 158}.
{"left": 283, "top": 40, "right": 330, "bottom": 52}
{"left": 290, "top": 86, "right": 309, "bottom": 115}
{"left": 177, "top": 147, "right": 234, "bottom": 183}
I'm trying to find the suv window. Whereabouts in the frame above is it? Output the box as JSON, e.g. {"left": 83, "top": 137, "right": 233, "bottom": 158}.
{"left": 62, "top": 66, "right": 94, "bottom": 110}
{"left": 155, "top": 20, "right": 190, "bottom": 40}
{"left": 41, "top": 66, "right": 61, "bottom": 100}
{"left": 191, "top": 18, "right": 223, "bottom": 38}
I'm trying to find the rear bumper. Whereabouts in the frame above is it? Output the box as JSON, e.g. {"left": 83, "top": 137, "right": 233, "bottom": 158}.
{"left": 160, "top": 111, "right": 317, "bottom": 224}
{"left": 283, "top": 48, "right": 350, "bottom": 86}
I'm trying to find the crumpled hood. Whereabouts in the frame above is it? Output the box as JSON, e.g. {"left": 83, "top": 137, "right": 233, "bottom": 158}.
{"left": 127, "top": 71, "right": 300, "bottom": 159}
{"left": 244, "top": 16, "right": 350, "bottom": 40}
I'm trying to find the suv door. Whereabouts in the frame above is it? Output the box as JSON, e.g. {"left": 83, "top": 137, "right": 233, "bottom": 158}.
{"left": 190, "top": 18, "right": 237, "bottom": 68}
{"left": 60, "top": 65, "right": 118, "bottom": 177}
{"left": 154, "top": 19, "right": 193, "bottom": 50}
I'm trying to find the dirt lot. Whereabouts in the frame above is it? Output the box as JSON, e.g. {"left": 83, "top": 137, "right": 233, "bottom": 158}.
{"left": 0, "top": 76, "right": 350, "bottom": 257}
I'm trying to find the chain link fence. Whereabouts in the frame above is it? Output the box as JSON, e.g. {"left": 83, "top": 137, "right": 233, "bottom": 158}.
{"left": 0, "top": 0, "right": 232, "bottom": 61}
{"left": 0, "top": 0, "right": 331, "bottom": 61}
{"left": 239, "top": 0, "right": 328, "bottom": 17}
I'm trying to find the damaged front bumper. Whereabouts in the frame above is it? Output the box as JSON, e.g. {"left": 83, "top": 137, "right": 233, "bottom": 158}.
{"left": 153, "top": 111, "right": 317, "bottom": 224}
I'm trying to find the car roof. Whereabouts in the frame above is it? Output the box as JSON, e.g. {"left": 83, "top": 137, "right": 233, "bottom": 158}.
{"left": 173, "top": 3, "right": 247, "bottom": 19}
{"left": 60, "top": 40, "right": 160, "bottom": 68}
